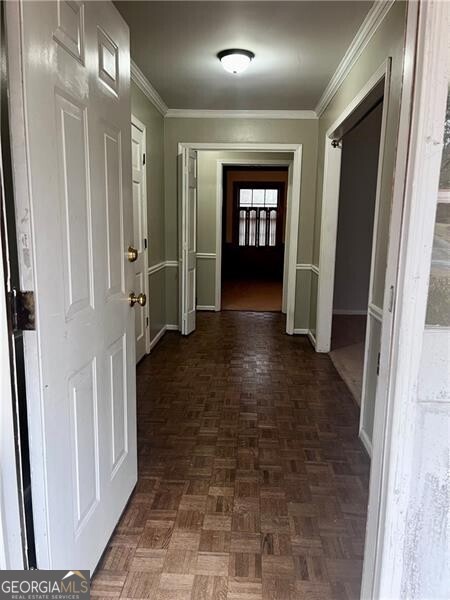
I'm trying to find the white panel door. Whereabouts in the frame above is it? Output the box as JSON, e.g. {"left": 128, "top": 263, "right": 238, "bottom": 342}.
{"left": 181, "top": 149, "right": 197, "bottom": 335}
{"left": 131, "top": 117, "right": 149, "bottom": 362}
{"left": 13, "top": 0, "right": 137, "bottom": 571}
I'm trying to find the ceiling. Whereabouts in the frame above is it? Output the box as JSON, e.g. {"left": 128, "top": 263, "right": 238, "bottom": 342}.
{"left": 115, "top": 1, "right": 373, "bottom": 111}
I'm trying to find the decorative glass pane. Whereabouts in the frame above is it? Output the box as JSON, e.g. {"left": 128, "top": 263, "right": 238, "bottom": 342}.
{"left": 249, "top": 209, "right": 257, "bottom": 246}
{"left": 252, "top": 189, "right": 265, "bottom": 207}
{"left": 269, "top": 209, "right": 277, "bottom": 246}
{"left": 259, "top": 211, "right": 267, "bottom": 246}
{"left": 240, "top": 189, "right": 252, "bottom": 207}
{"left": 265, "top": 189, "right": 278, "bottom": 207}
{"left": 239, "top": 210, "right": 246, "bottom": 246}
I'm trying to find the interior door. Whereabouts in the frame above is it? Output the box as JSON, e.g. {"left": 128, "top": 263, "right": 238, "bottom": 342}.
{"left": 10, "top": 0, "right": 137, "bottom": 571}
{"left": 131, "top": 117, "right": 149, "bottom": 362}
{"left": 181, "top": 148, "right": 197, "bottom": 335}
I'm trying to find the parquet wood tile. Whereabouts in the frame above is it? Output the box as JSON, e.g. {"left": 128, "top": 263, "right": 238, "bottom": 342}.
{"left": 92, "top": 312, "right": 370, "bottom": 599}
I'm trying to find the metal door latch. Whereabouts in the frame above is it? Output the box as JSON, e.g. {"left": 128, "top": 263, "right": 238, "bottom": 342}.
{"left": 8, "top": 288, "right": 35, "bottom": 331}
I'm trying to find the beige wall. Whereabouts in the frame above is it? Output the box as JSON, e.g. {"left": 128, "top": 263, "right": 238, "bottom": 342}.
{"left": 164, "top": 119, "right": 319, "bottom": 328}
{"left": 131, "top": 83, "right": 166, "bottom": 339}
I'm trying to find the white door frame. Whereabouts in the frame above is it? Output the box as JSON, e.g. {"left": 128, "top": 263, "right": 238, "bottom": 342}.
{"left": 178, "top": 143, "right": 302, "bottom": 335}
{"left": 131, "top": 114, "right": 150, "bottom": 356}
{"left": 362, "top": 1, "right": 449, "bottom": 596}
{"left": 316, "top": 58, "right": 391, "bottom": 353}
{"left": 0, "top": 231, "right": 25, "bottom": 569}
{"left": 215, "top": 158, "right": 293, "bottom": 313}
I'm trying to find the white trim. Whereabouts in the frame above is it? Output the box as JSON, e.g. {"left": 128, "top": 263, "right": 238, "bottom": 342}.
{"left": 359, "top": 427, "right": 373, "bottom": 458}
{"left": 5, "top": 0, "right": 50, "bottom": 567}
{"left": 148, "top": 261, "right": 166, "bottom": 276}
{"left": 131, "top": 114, "right": 150, "bottom": 355}
{"left": 296, "top": 263, "right": 319, "bottom": 274}
{"left": 165, "top": 109, "right": 317, "bottom": 120}
{"left": 214, "top": 157, "right": 294, "bottom": 313}
{"left": 438, "top": 189, "right": 450, "bottom": 203}
{"left": 179, "top": 143, "right": 301, "bottom": 153}
{"left": 307, "top": 330, "right": 317, "bottom": 348}
{"left": 0, "top": 232, "right": 25, "bottom": 569}
{"left": 363, "top": 3, "right": 449, "bottom": 597}
{"left": 368, "top": 302, "right": 383, "bottom": 322}
{"left": 149, "top": 325, "right": 167, "bottom": 352}
{"left": 315, "top": 0, "right": 395, "bottom": 116}
{"left": 196, "top": 305, "right": 216, "bottom": 311}
{"left": 316, "top": 59, "right": 390, "bottom": 353}
{"left": 196, "top": 252, "right": 216, "bottom": 259}
{"left": 292, "top": 329, "right": 317, "bottom": 349}
{"left": 166, "top": 324, "right": 179, "bottom": 331}
{"left": 333, "top": 309, "right": 367, "bottom": 316}
{"left": 130, "top": 60, "right": 168, "bottom": 116}
{"left": 165, "top": 260, "right": 179, "bottom": 268}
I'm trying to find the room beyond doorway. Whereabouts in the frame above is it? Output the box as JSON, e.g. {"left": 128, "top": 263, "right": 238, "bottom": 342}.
{"left": 184, "top": 144, "right": 301, "bottom": 335}
{"left": 221, "top": 166, "right": 288, "bottom": 312}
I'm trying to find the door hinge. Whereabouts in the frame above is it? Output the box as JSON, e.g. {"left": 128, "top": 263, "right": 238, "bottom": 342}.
{"left": 143, "top": 153, "right": 146, "bottom": 165}
{"left": 144, "top": 237, "right": 148, "bottom": 249}
{"left": 146, "top": 316, "right": 149, "bottom": 327}
{"left": 8, "top": 289, "right": 35, "bottom": 332}
{"left": 376, "top": 351, "right": 381, "bottom": 376}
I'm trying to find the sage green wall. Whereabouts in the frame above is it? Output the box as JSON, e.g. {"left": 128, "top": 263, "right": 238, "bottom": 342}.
{"left": 164, "top": 118, "right": 319, "bottom": 328}
{"left": 311, "top": 1, "right": 408, "bottom": 325}
{"left": 131, "top": 83, "right": 166, "bottom": 339}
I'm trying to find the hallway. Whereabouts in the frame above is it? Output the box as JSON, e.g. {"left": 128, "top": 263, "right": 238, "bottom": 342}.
{"left": 91, "top": 312, "right": 369, "bottom": 600}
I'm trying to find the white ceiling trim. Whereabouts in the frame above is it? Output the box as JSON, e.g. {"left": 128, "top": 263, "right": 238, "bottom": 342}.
{"left": 130, "top": 59, "right": 168, "bottom": 116}
{"left": 315, "top": 0, "right": 395, "bottom": 117}
{"left": 165, "top": 109, "right": 317, "bottom": 120}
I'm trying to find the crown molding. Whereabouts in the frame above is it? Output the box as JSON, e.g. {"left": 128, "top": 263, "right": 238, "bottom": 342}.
{"left": 165, "top": 109, "right": 317, "bottom": 120}
{"left": 315, "top": 0, "right": 395, "bottom": 117}
{"left": 130, "top": 59, "right": 168, "bottom": 116}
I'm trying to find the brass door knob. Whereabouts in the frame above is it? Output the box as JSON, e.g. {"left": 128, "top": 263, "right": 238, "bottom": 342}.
{"left": 128, "top": 292, "right": 147, "bottom": 307}
{"left": 127, "top": 246, "right": 138, "bottom": 262}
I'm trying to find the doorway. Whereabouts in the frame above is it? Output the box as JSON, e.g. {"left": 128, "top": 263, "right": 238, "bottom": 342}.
{"left": 178, "top": 143, "right": 302, "bottom": 335}
{"left": 221, "top": 166, "right": 288, "bottom": 312}
{"left": 329, "top": 100, "right": 383, "bottom": 405}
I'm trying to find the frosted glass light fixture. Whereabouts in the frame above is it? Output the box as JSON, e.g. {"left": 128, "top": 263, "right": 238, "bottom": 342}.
{"left": 218, "top": 49, "right": 255, "bottom": 74}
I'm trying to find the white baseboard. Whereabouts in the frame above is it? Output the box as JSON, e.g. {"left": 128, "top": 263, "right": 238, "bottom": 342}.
{"left": 292, "top": 329, "right": 317, "bottom": 349}
{"left": 149, "top": 326, "right": 167, "bottom": 352}
{"left": 359, "top": 427, "right": 373, "bottom": 458}
{"left": 333, "top": 309, "right": 368, "bottom": 315}
{"left": 166, "top": 324, "right": 179, "bottom": 331}
{"left": 196, "top": 305, "right": 216, "bottom": 311}
{"left": 293, "top": 328, "right": 309, "bottom": 335}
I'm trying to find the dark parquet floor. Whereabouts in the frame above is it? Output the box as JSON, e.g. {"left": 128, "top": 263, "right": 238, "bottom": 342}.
{"left": 91, "top": 312, "right": 370, "bottom": 600}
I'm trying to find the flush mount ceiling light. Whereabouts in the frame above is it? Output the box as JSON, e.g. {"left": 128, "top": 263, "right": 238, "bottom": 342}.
{"left": 218, "top": 49, "right": 255, "bottom": 74}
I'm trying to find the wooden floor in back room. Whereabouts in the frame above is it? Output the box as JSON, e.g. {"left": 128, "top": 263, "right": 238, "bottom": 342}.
{"left": 91, "top": 311, "right": 370, "bottom": 600}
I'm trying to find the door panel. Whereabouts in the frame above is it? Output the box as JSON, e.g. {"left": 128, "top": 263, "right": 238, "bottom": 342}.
{"left": 15, "top": 0, "right": 136, "bottom": 571}
{"left": 131, "top": 119, "right": 148, "bottom": 361}
{"left": 181, "top": 149, "right": 197, "bottom": 335}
